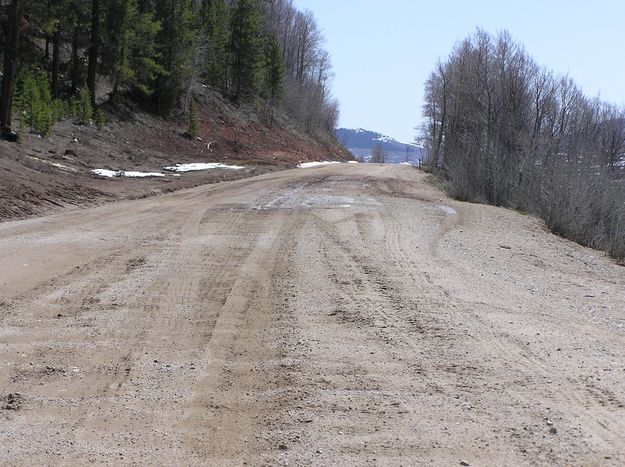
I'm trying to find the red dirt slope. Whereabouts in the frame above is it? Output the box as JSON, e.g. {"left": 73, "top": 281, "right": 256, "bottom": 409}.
{"left": 0, "top": 93, "right": 350, "bottom": 220}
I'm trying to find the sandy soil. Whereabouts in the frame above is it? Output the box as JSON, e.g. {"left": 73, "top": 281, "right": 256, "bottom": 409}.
{"left": 1, "top": 164, "right": 624, "bottom": 465}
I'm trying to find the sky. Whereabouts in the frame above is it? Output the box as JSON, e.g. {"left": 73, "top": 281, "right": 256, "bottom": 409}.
{"left": 292, "top": 0, "right": 625, "bottom": 143}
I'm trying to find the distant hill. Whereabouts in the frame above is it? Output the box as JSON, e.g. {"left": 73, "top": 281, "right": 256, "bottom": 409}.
{"left": 335, "top": 128, "right": 425, "bottom": 164}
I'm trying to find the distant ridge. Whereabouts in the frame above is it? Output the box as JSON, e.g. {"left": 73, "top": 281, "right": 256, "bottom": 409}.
{"left": 335, "top": 128, "right": 424, "bottom": 164}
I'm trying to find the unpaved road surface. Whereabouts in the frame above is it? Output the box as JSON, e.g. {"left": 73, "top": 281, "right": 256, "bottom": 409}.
{"left": 1, "top": 164, "right": 624, "bottom": 465}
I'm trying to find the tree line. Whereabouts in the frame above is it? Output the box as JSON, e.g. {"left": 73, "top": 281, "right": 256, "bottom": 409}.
{"left": 0, "top": 0, "right": 339, "bottom": 138}
{"left": 422, "top": 29, "right": 625, "bottom": 259}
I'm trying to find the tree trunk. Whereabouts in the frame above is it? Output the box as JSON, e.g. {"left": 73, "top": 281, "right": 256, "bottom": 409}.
{"left": 71, "top": 27, "right": 80, "bottom": 92}
{"left": 87, "top": 0, "right": 100, "bottom": 105}
{"left": 45, "top": 36, "right": 50, "bottom": 62}
{"left": 0, "top": 0, "right": 24, "bottom": 132}
{"left": 52, "top": 27, "right": 61, "bottom": 98}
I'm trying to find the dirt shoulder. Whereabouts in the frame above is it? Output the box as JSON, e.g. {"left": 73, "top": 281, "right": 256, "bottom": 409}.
{"left": 1, "top": 164, "right": 624, "bottom": 465}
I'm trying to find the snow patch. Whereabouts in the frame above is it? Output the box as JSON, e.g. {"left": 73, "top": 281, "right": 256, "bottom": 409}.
{"left": 91, "top": 169, "right": 165, "bottom": 178}
{"left": 124, "top": 171, "right": 165, "bottom": 178}
{"left": 164, "top": 163, "right": 245, "bottom": 173}
{"left": 347, "top": 160, "right": 359, "bottom": 164}
{"left": 91, "top": 169, "right": 122, "bottom": 178}
{"left": 297, "top": 161, "right": 342, "bottom": 169}
{"left": 374, "top": 135, "right": 394, "bottom": 143}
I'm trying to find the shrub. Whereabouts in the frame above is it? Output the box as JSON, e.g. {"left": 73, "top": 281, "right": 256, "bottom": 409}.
{"left": 15, "top": 70, "right": 55, "bottom": 136}
{"left": 95, "top": 108, "right": 106, "bottom": 129}
{"left": 188, "top": 98, "right": 199, "bottom": 138}
{"left": 77, "top": 87, "right": 94, "bottom": 125}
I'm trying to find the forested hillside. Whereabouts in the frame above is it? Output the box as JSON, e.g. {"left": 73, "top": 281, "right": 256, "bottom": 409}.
{"left": 422, "top": 30, "right": 625, "bottom": 259}
{"left": 335, "top": 128, "right": 424, "bottom": 164}
{"left": 0, "top": 0, "right": 339, "bottom": 139}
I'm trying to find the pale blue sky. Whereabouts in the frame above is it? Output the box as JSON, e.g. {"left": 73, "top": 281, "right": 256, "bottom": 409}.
{"left": 292, "top": 0, "right": 625, "bottom": 143}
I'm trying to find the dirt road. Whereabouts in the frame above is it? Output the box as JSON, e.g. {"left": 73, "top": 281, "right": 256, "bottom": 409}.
{"left": 1, "top": 164, "right": 624, "bottom": 465}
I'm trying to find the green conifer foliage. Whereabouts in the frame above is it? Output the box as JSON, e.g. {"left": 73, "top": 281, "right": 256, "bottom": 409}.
{"left": 204, "top": 0, "right": 230, "bottom": 91}
{"left": 77, "top": 86, "right": 94, "bottom": 124}
{"left": 15, "top": 70, "right": 55, "bottom": 136}
{"left": 153, "top": 0, "right": 195, "bottom": 115}
{"left": 229, "top": 0, "right": 263, "bottom": 103}
{"left": 262, "top": 34, "right": 284, "bottom": 102}
{"left": 103, "top": 0, "right": 164, "bottom": 99}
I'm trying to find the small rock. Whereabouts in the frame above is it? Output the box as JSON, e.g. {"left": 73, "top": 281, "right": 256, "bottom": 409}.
{"left": 546, "top": 420, "right": 553, "bottom": 426}
{"left": 278, "top": 444, "right": 288, "bottom": 451}
{"left": 460, "top": 461, "right": 470, "bottom": 466}
{"left": 499, "top": 245, "right": 512, "bottom": 250}
{"left": 3, "top": 393, "right": 22, "bottom": 410}
{"left": 549, "top": 427, "right": 558, "bottom": 435}
{"left": 316, "top": 449, "right": 322, "bottom": 454}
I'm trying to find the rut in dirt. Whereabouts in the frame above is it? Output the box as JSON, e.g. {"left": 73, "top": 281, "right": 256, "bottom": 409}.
{"left": 1, "top": 164, "right": 624, "bottom": 466}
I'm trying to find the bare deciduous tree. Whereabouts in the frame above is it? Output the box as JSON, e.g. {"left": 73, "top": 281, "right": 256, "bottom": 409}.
{"left": 370, "top": 144, "right": 387, "bottom": 164}
{"left": 422, "top": 29, "right": 625, "bottom": 259}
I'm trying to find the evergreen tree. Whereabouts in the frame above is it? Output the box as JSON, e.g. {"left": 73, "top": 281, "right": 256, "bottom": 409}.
{"left": 0, "top": 0, "right": 24, "bottom": 134}
{"left": 67, "top": 1, "right": 91, "bottom": 92}
{"left": 15, "top": 70, "right": 55, "bottom": 135}
{"left": 204, "top": 0, "right": 229, "bottom": 91}
{"left": 0, "top": 0, "right": 338, "bottom": 139}
{"left": 77, "top": 86, "right": 93, "bottom": 124}
{"left": 103, "top": 0, "right": 163, "bottom": 99}
{"left": 87, "top": 0, "right": 101, "bottom": 105}
{"left": 41, "top": 0, "right": 70, "bottom": 99}
{"left": 229, "top": 0, "right": 263, "bottom": 103}
{"left": 262, "top": 33, "right": 284, "bottom": 102}
{"left": 153, "top": 0, "right": 195, "bottom": 115}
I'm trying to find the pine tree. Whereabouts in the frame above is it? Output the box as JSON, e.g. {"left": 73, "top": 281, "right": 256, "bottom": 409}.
{"left": 48, "top": 0, "right": 70, "bottom": 99}
{"left": 229, "top": 0, "right": 263, "bottom": 103}
{"left": 67, "top": 1, "right": 92, "bottom": 93}
{"left": 204, "top": 0, "right": 229, "bottom": 91}
{"left": 0, "top": 0, "right": 25, "bottom": 135}
{"left": 262, "top": 34, "right": 284, "bottom": 102}
{"left": 15, "top": 70, "right": 55, "bottom": 135}
{"left": 87, "top": 0, "right": 101, "bottom": 105}
{"left": 103, "top": 0, "right": 164, "bottom": 99}
{"left": 77, "top": 86, "right": 94, "bottom": 124}
{"left": 153, "top": 0, "right": 195, "bottom": 115}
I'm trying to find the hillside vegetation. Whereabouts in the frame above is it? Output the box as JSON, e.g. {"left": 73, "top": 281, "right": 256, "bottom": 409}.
{"left": 422, "top": 29, "right": 625, "bottom": 260}
{"left": 0, "top": 0, "right": 350, "bottom": 220}
{"left": 0, "top": 0, "right": 338, "bottom": 139}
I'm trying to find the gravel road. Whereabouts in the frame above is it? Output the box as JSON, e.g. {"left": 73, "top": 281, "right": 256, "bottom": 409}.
{"left": 1, "top": 164, "right": 624, "bottom": 465}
